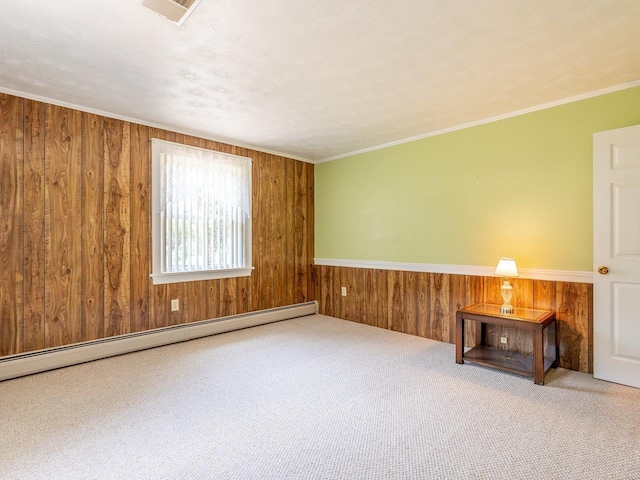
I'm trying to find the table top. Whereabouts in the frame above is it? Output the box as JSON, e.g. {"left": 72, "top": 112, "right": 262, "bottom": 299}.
{"left": 458, "top": 303, "right": 555, "bottom": 324}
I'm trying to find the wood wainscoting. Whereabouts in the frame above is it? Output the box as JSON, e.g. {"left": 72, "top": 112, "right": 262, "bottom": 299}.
{"left": 315, "top": 266, "right": 593, "bottom": 373}
{"left": 0, "top": 93, "right": 315, "bottom": 357}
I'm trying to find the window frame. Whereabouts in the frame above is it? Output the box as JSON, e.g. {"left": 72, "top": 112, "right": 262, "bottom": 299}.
{"left": 151, "top": 138, "right": 253, "bottom": 285}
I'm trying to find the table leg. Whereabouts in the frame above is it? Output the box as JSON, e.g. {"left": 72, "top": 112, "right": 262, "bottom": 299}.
{"left": 476, "top": 321, "right": 485, "bottom": 347}
{"left": 552, "top": 319, "right": 559, "bottom": 368}
{"left": 456, "top": 312, "right": 464, "bottom": 364}
{"left": 534, "top": 328, "right": 544, "bottom": 385}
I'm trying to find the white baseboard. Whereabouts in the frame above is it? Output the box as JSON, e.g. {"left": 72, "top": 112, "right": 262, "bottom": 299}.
{"left": 314, "top": 258, "right": 593, "bottom": 284}
{"left": 0, "top": 301, "right": 318, "bottom": 382}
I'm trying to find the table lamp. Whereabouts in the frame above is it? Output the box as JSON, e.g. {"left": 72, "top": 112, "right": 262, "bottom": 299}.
{"left": 494, "top": 258, "right": 518, "bottom": 314}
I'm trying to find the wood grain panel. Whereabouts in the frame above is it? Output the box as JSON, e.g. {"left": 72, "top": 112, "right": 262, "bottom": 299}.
{"left": 341, "top": 267, "right": 365, "bottom": 324}
{"left": 236, "top": 275, "right": 251, "bottom": 314}
{"left": 428, "top": 273, "right": 449, "bottom": 342}
{"left": 104, "top": 118, "right": 131, "bottom": 336}
{"left": 271, "top": 154, "right": 285, "bottom": 308}
{"left": 363, "top": 269, "right": 378, "bottom": 328}
{"left": 293, "top": 161, "right": 308, "bottom": 303}
{"left": 556, "top": 281, "right": 591, "bottom": 372}
{"left": 510, "top": 278, "right": 534, "bottom": 308}
{"left": 401, "top": 272, "right": 418, "bottom": 336}
{"left": 251, "top": 150, "right": 264, "bottom": 311}
{"left": 533, "top": 280, "right": 556, "bottom": 311}
{"left": 305, "top": 164, "right": 315, "bottom": 302}
{"left": 219, "top": 278, "right": 236, "bottom": 317}
{"left": 45, "top": 105, "right": 83, "bottom": 348}
{"left": 362, "top": 268, "right": 378, "bottom": 328}
{"left": 354, "top": 267, "right": 367, "bottom": 324}
{"left": 81, "top": 112, "right": 104, "bottom": 341}
{"left": 205, "top": 279, "right": 220, "bottom": 320}
{"left": 0, "top": 94, "right": 23, "bottom": 355}
{"left": 388, "top": 270, "right": 405, "bottom": 332}
{"left": 333, "top": 267, "right": 344, "bottom": 319}
{"left": 448, "top": 275, "right": 484, "bottom": 346}
{"left": 359, "top": 269, "right": 390, "bottom": 329}
{"left": 587, "top": 283, "right": 594, "bottom": 373}
{"left": 264, "top": 150, "right": 277, "bottom": 310}
{"left": 23, "top": 99, "right": 45, "bottom": 352}
{"left": 151, "top": 283, "right": 169, "bottom": 330}
{"left": 259, "top": 152, "right": 275, "bottom": 310}
{"left": 416, "top": 273, "right": 429, "bottom": 338}
{"left": 2, "top": 93, "right": 315, "bottom": 358}
{"left": 130, "top": 123, "right": 150, "bottom": 331}
{"left": 284, "top": 158, "right": 295, "bottom": 306}
{"left": 255, "top": 150, "right": 267, "bottom": 311}
{"left": 319, "top": 265, "right": 334, "bottom": 317}
{"left": 483, "top": 276, "right": 503, "bottom": 306}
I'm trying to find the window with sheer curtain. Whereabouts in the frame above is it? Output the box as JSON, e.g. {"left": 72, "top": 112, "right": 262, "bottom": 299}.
{"left": 151, "top": 139, "right": 253, "bottom": 284}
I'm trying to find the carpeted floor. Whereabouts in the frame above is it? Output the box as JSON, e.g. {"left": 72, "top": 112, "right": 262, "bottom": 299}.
{"left": 0, "top": 314, "right": 638, "bottom": 479}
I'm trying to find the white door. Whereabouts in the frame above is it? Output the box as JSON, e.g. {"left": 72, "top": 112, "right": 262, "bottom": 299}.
{"left": 593, "top": 124, "right": 640, "bottom": 389}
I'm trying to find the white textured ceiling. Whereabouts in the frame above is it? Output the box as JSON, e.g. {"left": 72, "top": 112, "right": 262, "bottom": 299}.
{"left": 1, "top": 0, "right": 639, "bottom": 162}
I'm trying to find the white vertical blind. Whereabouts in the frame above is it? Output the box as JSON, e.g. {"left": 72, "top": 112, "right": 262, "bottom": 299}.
{"left": 152, "top": 139, "right": 252, "bottom": 282}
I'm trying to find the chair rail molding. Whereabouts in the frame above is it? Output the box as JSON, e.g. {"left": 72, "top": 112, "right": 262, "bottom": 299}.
{"left": 314, "top": 258, "right": 593, "bottom": 284}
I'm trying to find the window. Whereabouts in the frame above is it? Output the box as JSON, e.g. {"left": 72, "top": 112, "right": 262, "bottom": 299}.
{"left": 151, "top": 139, "right": 252, "bottom": 284}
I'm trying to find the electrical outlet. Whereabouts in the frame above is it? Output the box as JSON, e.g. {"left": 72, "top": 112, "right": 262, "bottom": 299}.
{"left": 171, "top": 299, "right": 180, "bottom": 312}
{"left": 500, "top": 336, "right": 508, "bottom": 345}
{"left": 341, "top": 286, "right": 347, "bottom": 297}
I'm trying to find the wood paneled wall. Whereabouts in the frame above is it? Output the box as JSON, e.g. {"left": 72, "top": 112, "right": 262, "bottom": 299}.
{"left": 1, "top": 92, "right": 593, "bottom": 375}
{"left": 316, "top": 266, "right": 593, "bottom": 373}
{"left": 0, "top": 93, "right": 315, "bottom": 357}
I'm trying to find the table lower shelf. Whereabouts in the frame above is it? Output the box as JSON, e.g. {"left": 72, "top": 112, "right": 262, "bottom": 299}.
{"left": 463, "top": 345, "right": 554, "bottom": 378}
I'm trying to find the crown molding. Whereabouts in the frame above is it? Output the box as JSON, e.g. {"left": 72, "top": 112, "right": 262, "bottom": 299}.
{"left": 0, "top": 86, "right": 314, "bottom": 164}
{"left": 317, "top": 79, "right": 640, "bottom": 163}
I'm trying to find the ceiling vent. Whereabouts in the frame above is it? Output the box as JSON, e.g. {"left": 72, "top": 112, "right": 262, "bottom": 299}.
{"left": 141, "top": 0, "right": 203, "bottom": 26}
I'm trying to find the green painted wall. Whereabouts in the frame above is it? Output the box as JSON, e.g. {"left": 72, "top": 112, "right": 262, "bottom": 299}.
{"left": 315, "top": 86, "right": 640, "bottom": 271}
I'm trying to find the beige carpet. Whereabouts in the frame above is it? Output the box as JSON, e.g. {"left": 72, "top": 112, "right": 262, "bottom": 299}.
{"left": 0, "top": 314, "right": 638, "bottom": 479}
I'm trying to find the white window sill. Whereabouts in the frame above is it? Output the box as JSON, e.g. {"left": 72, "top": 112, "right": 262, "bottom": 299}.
{"left": 151, "top": 267, "right": 254, "bottom": 285}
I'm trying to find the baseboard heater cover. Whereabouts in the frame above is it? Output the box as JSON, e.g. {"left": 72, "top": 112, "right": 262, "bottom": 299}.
{"left": 0, "top": 301, "right": 318, "bottom": 382}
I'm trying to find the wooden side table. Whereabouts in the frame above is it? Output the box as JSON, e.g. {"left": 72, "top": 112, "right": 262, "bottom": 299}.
{"left": 456, "top": 304, "right": 558, "bottom": 385}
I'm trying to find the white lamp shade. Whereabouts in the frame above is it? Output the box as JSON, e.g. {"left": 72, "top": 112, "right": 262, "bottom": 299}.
{"left": 495, "top": 258, "right": 518, "bottom": 277}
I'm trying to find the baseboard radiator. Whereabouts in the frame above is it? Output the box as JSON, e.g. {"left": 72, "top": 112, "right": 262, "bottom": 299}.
{"left": 0, "top": 301, "right": 318, "bottom": 382}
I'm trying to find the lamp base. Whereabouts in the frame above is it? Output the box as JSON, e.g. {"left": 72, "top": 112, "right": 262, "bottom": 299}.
{"left": 500, "top": 278, "right": 514, "bottom": 314}
{"left": 500, "top": 305, "right": 514, "bottom": 314}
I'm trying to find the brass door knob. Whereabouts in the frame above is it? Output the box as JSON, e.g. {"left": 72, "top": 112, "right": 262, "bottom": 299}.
{"left": 598, "top": 266, "right": 609, "bottom": 275}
